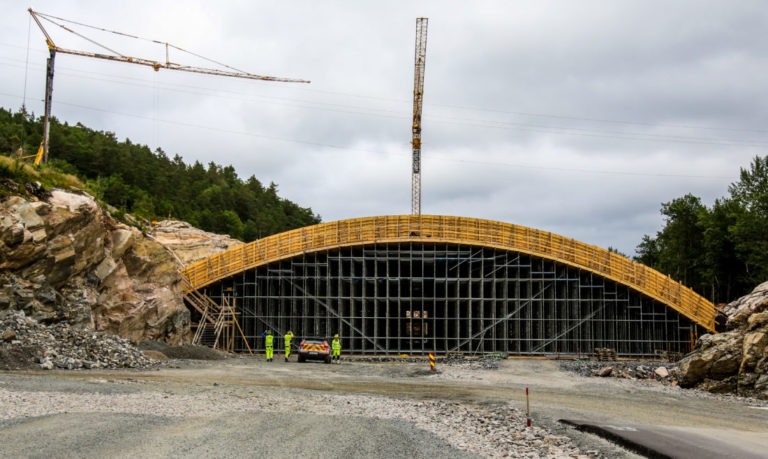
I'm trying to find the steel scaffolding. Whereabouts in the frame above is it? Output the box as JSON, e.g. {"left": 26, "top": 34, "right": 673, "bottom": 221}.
{"left": 192, "top": 243, "right": 705, "bottom": 357}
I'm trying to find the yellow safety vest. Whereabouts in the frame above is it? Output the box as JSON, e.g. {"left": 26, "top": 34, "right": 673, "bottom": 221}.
{"left": 332, "top": 339, "right": 341, "bottom": 351}
{"left": 265, "top": 334, "right": 273, "bottom": 346}
{"left": 285, "top": 333, "right": 293, "bottom": 346}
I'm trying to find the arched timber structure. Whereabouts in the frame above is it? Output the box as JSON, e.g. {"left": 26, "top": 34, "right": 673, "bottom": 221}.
{"left": 182, "top": 215, "right": 716, "bottom": 357}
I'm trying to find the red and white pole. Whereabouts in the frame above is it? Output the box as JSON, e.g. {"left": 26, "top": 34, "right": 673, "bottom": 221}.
{"left": 526, "top": 387, "right": 531, "bottom": 427}
{"left": 429, "top": 352, "right": 436, "bottom": 371}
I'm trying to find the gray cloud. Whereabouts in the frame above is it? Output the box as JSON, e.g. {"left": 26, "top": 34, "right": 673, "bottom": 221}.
{"left": 2, "top": 0, "right": 766, "bottom": 257}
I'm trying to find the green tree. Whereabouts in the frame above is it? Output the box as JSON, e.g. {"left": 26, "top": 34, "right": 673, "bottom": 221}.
{"left": 656, "top": 194, "right": 706, "bottom": 288}
{"left": 728, "top": 156, "right": 768, "bottom": 285}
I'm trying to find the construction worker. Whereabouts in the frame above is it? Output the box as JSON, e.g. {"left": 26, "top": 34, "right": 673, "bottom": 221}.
{"left": 284, "top": 330, "right": 294, "bottom": 362}
{"left": 261, "top": 330, "right": 274, "bottom": 362}
{"left": 332, "top": 334, "right": 341, "bottom": 364}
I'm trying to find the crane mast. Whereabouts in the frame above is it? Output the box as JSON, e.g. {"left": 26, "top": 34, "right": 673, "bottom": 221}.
{"left": 411, "top": 18, "right": 428, "bottom": 215}
{"left": 28, "top": 8, "right": 309, "bottom": 164}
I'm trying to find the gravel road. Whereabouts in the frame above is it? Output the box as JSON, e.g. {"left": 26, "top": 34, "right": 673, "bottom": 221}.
{"left": 0, "top": 412, "right": 471, "bottom": 459}
{"left": 1, "top": 357, "right": 765, "bottom": 458}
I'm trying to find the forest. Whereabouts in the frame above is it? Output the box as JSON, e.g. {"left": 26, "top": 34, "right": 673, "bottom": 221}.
{"left": 635, "top": 155, "right": 768, "bottom": 304}
{"left": 0, "top": 107, "right": 320, "bottom": 240}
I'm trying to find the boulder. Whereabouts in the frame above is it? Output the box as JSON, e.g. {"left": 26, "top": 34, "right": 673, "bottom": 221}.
{"left": 722, "top": 280, "right": 768, "bottom": 329}
{"left": 679, "top": 281, "right": 768, "bottom": 396}
{"left": 741, "top": 330, "right": 768, "bottom": 371}
{"left": 654, "top": 366, "right": 669, "bottom": 378}
{"left": 598, "top": 366, "right": 613, "bottom": 377}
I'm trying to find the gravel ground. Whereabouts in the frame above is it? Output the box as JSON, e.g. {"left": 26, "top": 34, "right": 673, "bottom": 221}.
{"left": 1, "top": 357, "right": 766, "bottom": 458}
{"left": 0, "top": 412, "right": 474, "bottom": 459}
{"left": 0, "top": 378, "right": 584, "bottom": 458}
{"left": 138, "top": 341, "right": 229, "bottom": 360}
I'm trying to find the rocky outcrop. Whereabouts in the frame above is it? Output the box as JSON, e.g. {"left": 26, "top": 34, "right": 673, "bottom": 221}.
{"left": 678, "top": 281, "right": 768, "bottom": 398}
{"left": 0, "top": 189, "right": 189, "bottom": 345}
{"left": 147, "top": 220, "right": 242, "bottom": 266}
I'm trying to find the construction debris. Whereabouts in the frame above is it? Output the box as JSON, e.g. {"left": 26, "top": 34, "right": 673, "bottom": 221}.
{"left": 0, "top": 311, "right": 153, "bottom": 370}
{"left": 560, "top": 360, "right": 680, "bottom": 384}
{"left": 594, "top": 348, "right": 617, "bottom": 361}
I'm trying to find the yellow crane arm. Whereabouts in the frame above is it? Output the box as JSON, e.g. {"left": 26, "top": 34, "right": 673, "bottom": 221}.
{"left": 48, "top": 46, "right": 310, "bottom": 83}
{"left": 28, "top": 8, "right": 310, "bottom": 83}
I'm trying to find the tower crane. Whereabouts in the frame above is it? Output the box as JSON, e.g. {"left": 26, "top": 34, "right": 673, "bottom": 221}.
{"left": 411, "top": 18, "right": 428, "bottom": 215}
{"left": 28, "top": 8, "right": 310, "bottom": 164}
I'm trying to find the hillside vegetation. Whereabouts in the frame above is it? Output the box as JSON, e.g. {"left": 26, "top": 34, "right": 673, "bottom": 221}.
{"left": 636, "top": 155, "right": 768, "bottom": 304}
{"left": 0, "top": 107, "right": 320, "bottom": 241}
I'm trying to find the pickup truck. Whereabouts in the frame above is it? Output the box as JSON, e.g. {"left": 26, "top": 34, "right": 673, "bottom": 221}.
{"left": 297, "top": 338, "right": 332, "bottom": 364}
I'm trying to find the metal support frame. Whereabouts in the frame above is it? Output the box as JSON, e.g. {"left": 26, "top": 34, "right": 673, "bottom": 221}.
{"left": 192, "top": 243, "right": 705, "bottom": 357}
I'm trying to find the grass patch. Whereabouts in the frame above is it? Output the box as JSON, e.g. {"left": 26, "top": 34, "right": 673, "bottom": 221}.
{"left": 0, "top": 154, "right": 85, "bottom": 191}
{"left": 0, "top": 155, "right": 40, "bottom": 182}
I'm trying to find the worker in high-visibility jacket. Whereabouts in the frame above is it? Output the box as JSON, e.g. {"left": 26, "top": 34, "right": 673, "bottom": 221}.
{"left": 284, "top": 330, "right": 294, "bottom": 362}
{"left": 331, "top": 334, "right": 341, "bottom": 364}
{"left": 261, "top": 330, "right": 274, "bottom": 362}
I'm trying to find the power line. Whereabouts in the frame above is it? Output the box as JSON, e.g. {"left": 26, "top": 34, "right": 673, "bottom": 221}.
{"left": 4, "top": 43, "right": 768, "bottom": 136}
{"left": 5, "top": 58, "right": 767, "bottom": 149}
{"left": 0, "top": 90, "right": 735, "bottom": 180}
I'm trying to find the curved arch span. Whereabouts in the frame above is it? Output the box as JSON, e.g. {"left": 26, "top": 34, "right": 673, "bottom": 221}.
{"left": 181, "top": 215, "right": 716, "bottom": 331}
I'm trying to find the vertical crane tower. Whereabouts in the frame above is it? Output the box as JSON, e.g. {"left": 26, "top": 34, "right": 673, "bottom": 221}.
{"left": 411, "top": 18, "right": 428, "bottom": 215}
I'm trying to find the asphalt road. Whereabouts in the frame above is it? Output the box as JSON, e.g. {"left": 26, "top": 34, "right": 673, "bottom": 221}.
{"left": 560, "top": 419, "right": 768, "bottom": 459}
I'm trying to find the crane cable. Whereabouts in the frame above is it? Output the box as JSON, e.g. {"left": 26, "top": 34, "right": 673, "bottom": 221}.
{"left": 33, "top": 10, "right": 251, "bottom": 75}
{"left": 34, "top": 12, "right": 129, "bottom": 58}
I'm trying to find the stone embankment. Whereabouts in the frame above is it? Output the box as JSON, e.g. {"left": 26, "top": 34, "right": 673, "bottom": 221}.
{"left": 677, "top": 281, "right": 768, "bottom": 397}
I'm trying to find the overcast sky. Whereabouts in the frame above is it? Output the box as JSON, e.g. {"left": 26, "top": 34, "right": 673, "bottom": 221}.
{"left": 2, "top": 1, "right": 767, "bottom": 255}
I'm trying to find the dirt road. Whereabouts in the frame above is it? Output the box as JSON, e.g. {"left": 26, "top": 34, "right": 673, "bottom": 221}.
{"left": 1, "top": 358, "right": 766, "bottom": 458}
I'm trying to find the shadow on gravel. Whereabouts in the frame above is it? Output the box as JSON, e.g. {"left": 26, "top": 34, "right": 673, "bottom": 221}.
{"left": 138, "top": 341, "right": 228, "bottom": 360}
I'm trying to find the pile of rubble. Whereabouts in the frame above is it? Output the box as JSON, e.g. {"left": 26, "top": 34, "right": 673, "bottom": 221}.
{"left": 0, "top": 311, "right": 153, "bottom": 370}
{"left": 560, "top": 360, "right": 677, "bottom": 384}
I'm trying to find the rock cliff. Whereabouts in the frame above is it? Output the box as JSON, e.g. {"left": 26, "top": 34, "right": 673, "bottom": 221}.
{"left": 147, "top": 220, "right": 242, "bottom": 266}
{"left": 678, "top": 281, "right": 768, "bottom": 398}
{"left": 0, "top": 188, "right": 189, "bottom": 344}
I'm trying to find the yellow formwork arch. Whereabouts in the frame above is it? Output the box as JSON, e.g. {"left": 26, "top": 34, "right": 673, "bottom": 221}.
{"left": 181, "top": 215, "right": 717, "bottom": 332}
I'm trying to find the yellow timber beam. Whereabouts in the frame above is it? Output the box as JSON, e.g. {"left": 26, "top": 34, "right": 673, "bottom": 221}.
{"left": 181, "top": 215, "right": 717, "bottom": 332}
